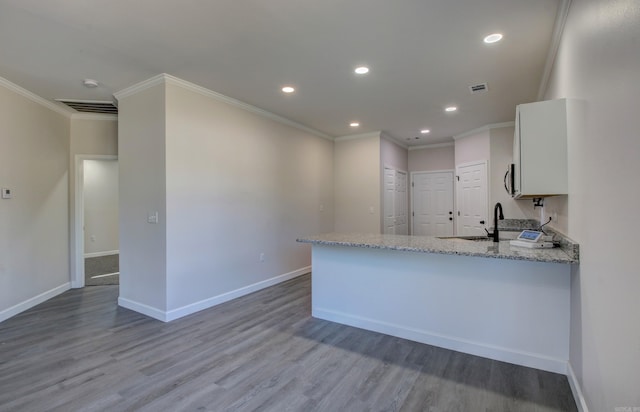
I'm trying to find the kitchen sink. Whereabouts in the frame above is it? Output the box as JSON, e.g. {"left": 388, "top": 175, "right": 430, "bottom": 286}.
{"left": 437, "top": 231, "right": 520, "bottom": 242}
{"left": 437, "top": 236, "right": 492, "bottom": 241}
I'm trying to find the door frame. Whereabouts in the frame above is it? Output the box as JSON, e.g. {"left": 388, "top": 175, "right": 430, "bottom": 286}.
{"left": 72, "top": 154, "right": 118, "bottom": 288}
{"left": 455, "top": 160, "right": 488, "bottom": 236}
{"left": 409, "top": 169, "right": 455, "bottom": 236}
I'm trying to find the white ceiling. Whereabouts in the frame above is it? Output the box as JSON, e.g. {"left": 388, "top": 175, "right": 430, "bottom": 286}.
{"left": 0, "top": 0, "right": 560, "bottom": 145}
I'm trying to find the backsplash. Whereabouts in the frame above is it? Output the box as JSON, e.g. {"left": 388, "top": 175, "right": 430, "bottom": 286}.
{"left": 498, "top": 219, "right": 540, "bottom": 231}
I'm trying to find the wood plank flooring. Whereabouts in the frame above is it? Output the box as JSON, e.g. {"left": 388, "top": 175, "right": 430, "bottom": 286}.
{"left": 0, "top": 274, "right": 577, "bottom": 411}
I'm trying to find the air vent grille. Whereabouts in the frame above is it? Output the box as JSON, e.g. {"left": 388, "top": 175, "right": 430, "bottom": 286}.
{"left": 56, "top": 99, "right": 118, "bottom": 114}
{"left": 469, "top": 83, "right": 489, "bottom": 94}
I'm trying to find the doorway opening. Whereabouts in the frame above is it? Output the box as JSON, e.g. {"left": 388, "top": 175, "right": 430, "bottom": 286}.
{"left": 73, "top": 155, "right": 119, "bottom": 288}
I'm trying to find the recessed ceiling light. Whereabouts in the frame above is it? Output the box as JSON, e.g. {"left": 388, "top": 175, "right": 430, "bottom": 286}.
{"left": 420, "top": 129, "right": 430, "bottom": 134}
{"left": 281, "top": 86, "right": 295, "bottom": 93}
{"left": 445, "top": 106, "right": 457, "bottom": 112}
{"left": 483, "top": 33, "right": 503, "bottom": 44}
{"left": 354, "top": 66, "right": 369, "bottom": 74}
{"left": 83, "top": 79, "right": 99, "bottom": 88}
{"left": 350, "top": 122, "right": 360, "bottom": 127}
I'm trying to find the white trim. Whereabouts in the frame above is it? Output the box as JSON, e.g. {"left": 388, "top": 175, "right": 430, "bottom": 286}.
{"left": 380, "top": 131, "right": 409, "bottom": 150}
{"left": 117, "top": 297, "right": 167, "bottom": 322}
{"left": 114, "top": 73, "right": 332, "bottom": 141}
{"left": 113, "top": 74, "right": 166, "bottom": 100}
{"left": 537, "top": 0, "right": 572, "bottom": 100}
{"left": 453, "top": 121, "right": 516, "bottom": 140}
{"left": 456, "top": 159, "right": 488, "bottom": 169}
{"left": 313, "top": 307, "right": 568, "bottom": 374}
{"left": 0, "top": 75, "right": 73, "bottom": 118}
{"left": 84, "top": 250, "right": 119, "bottom": 258}
{"left": 71, "top": 113, "right": 118, "bottom": 121}
{"left": 72, "top": 154, "right": 118, "bottom": 288}
{"left": 165, "top": 266, "right": 311, "bottom": 322}
{"left": 408, "top": 142, "right": 455, "bottom": 151}
{"left": 411, "top": 168, "right": 455, "bottom": 175}
{"left": 118, "top": 266, "right": 311, "bottom": 322}
{"left": 567, "top": 362, "right": 589, "bottom": 412}
{"left": 334, "top": 131, "right": 381, "bottom": 142}
{"left": 0, "top": 283, "right": 71, "bottom": 323}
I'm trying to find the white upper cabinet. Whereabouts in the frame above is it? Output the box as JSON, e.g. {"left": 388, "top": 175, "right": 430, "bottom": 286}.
{"left": 512, "top": 99, "right": 569, "bottom": 198}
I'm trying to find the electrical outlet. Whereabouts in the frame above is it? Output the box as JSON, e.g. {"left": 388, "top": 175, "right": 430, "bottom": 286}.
{"left": 259, "top": 253, "right": 265, "bottom": 262}
{"left": 1, "top": 188, "right": 11, "bottom": 199}
{"left": 90, "top": 235, "right": 96, "bottom": 242}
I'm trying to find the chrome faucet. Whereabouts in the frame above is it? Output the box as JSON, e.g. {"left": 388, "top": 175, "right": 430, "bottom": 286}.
{"left": 490, "top": 202, "right": 504, "bottom": 242}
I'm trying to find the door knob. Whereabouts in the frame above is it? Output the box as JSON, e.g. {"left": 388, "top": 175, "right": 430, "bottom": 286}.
{"left": 449, "top": 217, "right": 453, "bottom": 221}
{"left": 479, "top": 220, "right": 485, "bottom": 224}
{"left": 449, "top": 211, "right": 453, "bottom": 215}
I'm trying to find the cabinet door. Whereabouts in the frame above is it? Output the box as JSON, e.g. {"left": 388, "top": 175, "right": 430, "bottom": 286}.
{"left": 514, "top": 99, "right": 569, "bottom": 197}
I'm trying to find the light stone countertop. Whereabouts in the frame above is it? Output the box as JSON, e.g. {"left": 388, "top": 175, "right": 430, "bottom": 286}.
{"left": 297, "top": 233, "right": 579, "bottom": 264}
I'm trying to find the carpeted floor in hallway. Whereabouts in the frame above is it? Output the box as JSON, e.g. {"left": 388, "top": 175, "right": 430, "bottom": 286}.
{"left": 84, "top": 254, "right": 119, "bottom": 286}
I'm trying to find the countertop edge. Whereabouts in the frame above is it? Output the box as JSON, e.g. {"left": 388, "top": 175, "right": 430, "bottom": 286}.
{"left": 297, "top": 235, "right": 578, "bottom": 265}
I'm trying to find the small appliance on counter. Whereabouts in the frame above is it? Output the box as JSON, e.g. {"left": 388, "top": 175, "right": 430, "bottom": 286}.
{"left": 509, "top": 230, "right": 555, "bottom": 249}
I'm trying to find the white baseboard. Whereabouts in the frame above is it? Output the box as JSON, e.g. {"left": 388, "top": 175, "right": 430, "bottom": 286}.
{"left": 118, "top": 266, "right": 311, "bottom": 323}
{"left": 567, "top": 362, "right": 589, "bottom": 412}
{"left": 313, "top": 307, "right": 568, "bottom": 374}
{"left": 118, "top": 297, "right": 168, "bottom": 322}
{"left": 165, "top": 266, "right": 311, "bottom": 322}
{"left": 84, "top": 250, "right": 119, "bottom": 258}
{"left": 0, "top": 283, "right": 71, "bottom": 323}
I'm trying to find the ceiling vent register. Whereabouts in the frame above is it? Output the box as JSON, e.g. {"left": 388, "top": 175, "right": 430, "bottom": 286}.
{"left": 469, "top": 83, "right": 489, "bottom": 94}
{"left": 55, "top": 99, "right": 118, "bottom": 114}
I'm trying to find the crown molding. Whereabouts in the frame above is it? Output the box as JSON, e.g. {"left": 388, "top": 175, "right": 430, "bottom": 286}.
{"left": 71, "top": 113, "right": 118, "bottom": 121}
{"left": 334, "top": 131, "right": 381, "bottom": 142}
{"left": 380, "top": 131, "right": 409, "bottom": 150}
{"left": 0, "top": 76, "right": 73, "bottom": 118}
{"left": 115, "top": 73, "right": 332, "bottom": 141}
{"left": 408, "top": 141, "right": 455, "bottom": 151}
{"left": 537, "top": 0, "right": 572, "bottom": 100}
{"left": 453, "top": 121, "right": 515, "bottom": 140}
{"left": 113, "top": 74, "right": 166, "bottom": 100}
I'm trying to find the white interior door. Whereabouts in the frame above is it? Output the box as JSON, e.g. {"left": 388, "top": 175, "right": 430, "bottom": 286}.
{"left": 456, "top": 161, "right": 488, "bottom": 236}
{"left": 383, "top": 168, "right": 396, "bottom": 234}
{"left": 412, "top": 171, "right": 454, "bottom": 236}
{"left": 383, "top": 167, "right": 408, "bottom": 235}
{"left": 395, "top": 171, "right": 408, "bottom": 235}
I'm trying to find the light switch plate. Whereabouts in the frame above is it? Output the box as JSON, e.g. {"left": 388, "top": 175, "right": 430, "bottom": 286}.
{"left": 1, "top": 188, "right": 11, "bottom": 199}
{"left": 147, "top": 211, "right": 158, "bottom": 224}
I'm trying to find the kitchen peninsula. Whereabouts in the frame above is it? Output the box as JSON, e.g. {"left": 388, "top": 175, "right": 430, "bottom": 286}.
{"left": 297, "top": 233, "right": 579, "bottom": 374}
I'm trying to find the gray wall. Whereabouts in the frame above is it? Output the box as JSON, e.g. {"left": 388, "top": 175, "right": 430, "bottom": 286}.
{"left": 334, "top": 133, "right": 381, "bottom": 233}
{"left": 117, "top": 76, "right": 334, "bottom": 319}
{"left": 408, "top": 145, "right": 455, "bottom": 173}
{"left": 0, "top": 81, "right": 70, "bottom": 321}
{"left": 542, "top": 0, "right": 640, "bottom": 409}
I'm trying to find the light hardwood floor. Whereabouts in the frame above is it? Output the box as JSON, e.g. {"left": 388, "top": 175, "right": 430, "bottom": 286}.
{"left": 0, "top": 274, "right": 577, "bottom": 411}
